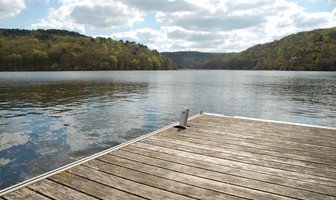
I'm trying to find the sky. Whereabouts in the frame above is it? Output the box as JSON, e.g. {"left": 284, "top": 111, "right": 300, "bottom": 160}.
{"left": 0, "top": 0, "right": 336, "bottom": 52}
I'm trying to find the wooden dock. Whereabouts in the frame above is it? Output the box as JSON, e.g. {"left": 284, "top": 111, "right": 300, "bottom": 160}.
{"left": 1, "top": 113, "right": 336, "bottom": 199}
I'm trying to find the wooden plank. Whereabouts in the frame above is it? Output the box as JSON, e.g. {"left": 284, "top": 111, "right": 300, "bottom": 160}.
{"left": 27, "top": 179, "right": 97, "bottom": 200}
{"left": 191, "top": 115, "right": 336, "bottom": 137}
{"left": 154, "top": 130, "right": 335, "bottom": 166}
{"left": 98, "top": 154, "right": 293, "bottom": 200}
{"left": 160, "top": 128, "right": 336, "bottom": 165}
{"left": 188, "top": 123, "right": 336, "bottom": 152}
{"left": 191, "top": 116, "right": 336, "bottom": 141}
{"left": 121, "top": 145, "right": 336, "bottom": 197}
{"left": 132, "top": 141, "right": 336, "bottom": 187}
{"left": 150, "top": 133, "right": 336, "bottom": 172}
{"left": 1, "top": 114, "right": 335, "bottom": 199}
{"left": 2, "top": 187, "right": 50, "bottom": 200}
{"left": 189, "top": 126, "right": 336, "bottom": 155}
{"left": 107, "top": 149, "right": 336, "bottom": 199}
{"left": 49, "top": 171, "right": 144, "bottom": 200}
{"left": 82, "top": 159, "right": 244, "bottom": 200}
{"left": 159, "top": 128, "right": 336, "bottom": 161}
{"left": 189, "top": 134, "right": 336, "bottom": 163}
{"left": 150, "top": 133, "right": 336, "bottom": 171}
{"left": 140, "top": 138, "right": 336, "bottom": 179}
{"left": 67, "top": 164, "right": 195, "bottom": 200}
{"left": 190, "top": 120, "right": 336, "bottom": 142}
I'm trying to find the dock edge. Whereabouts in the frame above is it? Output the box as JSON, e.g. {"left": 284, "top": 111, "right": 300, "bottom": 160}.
{"left": 0, "top": 113, "right": 202, "bottom": 196}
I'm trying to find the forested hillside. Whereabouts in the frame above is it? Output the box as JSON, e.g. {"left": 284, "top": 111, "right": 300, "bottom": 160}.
{"left": 0, "top": 29, "right": 176, "bottom": 71}
{"left": 1, "top": 28, "right": 335, "bottom": 71}
{"left": 162, "top": 51, "right": 226, "bottom": 69}
{"left": 199, "top": 27, "right": 336, "bottom": 71}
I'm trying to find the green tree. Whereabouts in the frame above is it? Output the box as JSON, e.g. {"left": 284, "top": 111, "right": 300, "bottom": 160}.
{"left": 4, "top": 53, "right": 23, "bottom": 70}
{"left": 30, "top": 49, "right": 49, "bottom": 70}
{"left": 0, "top": 28, "right": 176, "bottom": 71}
{"left": 130, "top": 58, "right": 140, "bottom": 69}
{"left": 109, "top": 55, "right": 118, "bottom": 69}
{"left": 151, "top": 57, "right": 161, "bottom": 70}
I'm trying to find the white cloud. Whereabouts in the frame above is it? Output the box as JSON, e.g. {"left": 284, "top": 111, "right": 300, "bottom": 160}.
{"left": 120, "top": 0, "right": 197, "bottom": 12}
{"left": 109, "top": 26, "right": 264, "bottom": 52}
{"left": 158, "top": 11, "right": 267, "bottom": 32}
{"left": 0, "top": 0, "right": 25, "bottom": 19}
{"left": 31, "top": 0, "right": 142, "bottom": 32}
{"left": 110, "top": 28, "right": 163, "bottom": 50}
{"left": 158, "top": 0, "right": 336, "bottom": 51}
{"left": 27, "top": 0, "right": 336, "bottom": 52}
{"left": 31, "top": 18, "right": 85, "bottom": 33}
{"left": 30, "top": 2, "right": 85, "bottom": 32}
{"left": 27, "top": 0, "right": 49, "bottom": 3}
{"left": 70, "top": 2, "right": 142, "bottom": 28}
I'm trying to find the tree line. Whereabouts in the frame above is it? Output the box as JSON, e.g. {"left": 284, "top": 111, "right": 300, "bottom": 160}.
{"left": 162, "top": 51, "right": 227, "bottom": 69}
{"left": 198, "top": 27, "right": 336, "bottom": 71}
{"left": 0, "top": 29, "right": 176, "bottom": 71}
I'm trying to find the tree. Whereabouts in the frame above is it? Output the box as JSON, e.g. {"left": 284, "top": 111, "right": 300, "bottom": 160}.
{"left": 0, "top": 28, "right": 176, "bottom": 71}
{"left": 151, "top": 57, "right": 161, "bottom": 70}
{"left": 30, "top": 49, "right": 49, "bottom": 70}
{"left": 109, "top": 55, "right": 118, "bottom": 69}
{"left": 198, "top": 27, "right": 336, "bottom": 71}
{"left": 4, "top": 53, "right": 22, "bottom": 70}
{"left": 130, "top": 58, "right": 140, "bottom": 69}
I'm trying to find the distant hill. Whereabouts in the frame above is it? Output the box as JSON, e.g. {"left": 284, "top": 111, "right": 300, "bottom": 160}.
{"left": 2, "top": 28, "right": 335, "bottom": 71}
{"left": 162, "top": 51, "right": 227, "bottom": 69}
{"left": 199, "top": 27, "right": 336, "bottom": 71}
{"left": 0, "top": 29, "right": 176, "bottom": 71}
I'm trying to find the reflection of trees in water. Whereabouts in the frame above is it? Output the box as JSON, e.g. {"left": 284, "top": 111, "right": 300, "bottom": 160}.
{"left": 0, "top": 80, "right": 150, "bottom": 190}
{"left": 255, "top": 76, "right": 335, "bottom": 106}
{"left": 0, "top": 81, "right": 149, "bottom": 108}
{"left": 254, "top": 76, "right": 336, "bottom": 119}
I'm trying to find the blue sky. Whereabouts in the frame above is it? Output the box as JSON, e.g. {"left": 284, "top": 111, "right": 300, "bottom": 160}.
{"left": 1, "top": 0, "right": 335, "bottom": 52}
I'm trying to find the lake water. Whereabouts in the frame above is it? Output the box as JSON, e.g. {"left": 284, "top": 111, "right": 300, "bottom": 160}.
{"left": 0, "top": 70, "right": 335, "bottom": 190}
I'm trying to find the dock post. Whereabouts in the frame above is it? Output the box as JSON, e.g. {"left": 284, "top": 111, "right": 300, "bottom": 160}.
{"left": 175, "top": 107, "right": 189, "bottom": 129}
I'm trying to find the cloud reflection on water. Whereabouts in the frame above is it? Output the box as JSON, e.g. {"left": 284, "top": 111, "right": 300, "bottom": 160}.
{"left": 0, "top": 76, "right": 150, "bottom": 189}
{"left": 0, "top": 70, "right": 335, "bottom": 190}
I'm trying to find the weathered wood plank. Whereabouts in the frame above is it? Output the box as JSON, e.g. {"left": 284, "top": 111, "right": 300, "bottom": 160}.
{"left": 98, "top": 154, "right": 293, "bottom": 200}
{"left": 27, "top": 179, "right": 97, "bottom": 200}
{"left": 150, "top": 133, "right": 336, "bottom": 171}
{"left": 191, "top": 116, "right": 336, "bottom": 141}
{"left": 1, "top": 114, "right": 335, "bottom": 199}
{"left": 190, "top": 115, "right": 335, "bottom": 136}
{"left": 83, "top": 159, "right": 244, "bottom": 200}
{"left": 2, "top": 187, "right": 50, "bottom": 200}
{"left": 154, "top": 130, "right": 336, "bottom": 166}
{"left": 189, "top": 127, "right": 336, "bottom": 157}
{"left": 107, "top": 149, "right": 336, "bottom": 199}
{"left": 67, "top": 164, "right": 195, "bottom": 200}
{"left": 143, "top": 136, "right": 336, "bottom": 178}
{"left": 133, "top": 141, "right": 336, "bottom": 187}
{"left": 120, "top": 145, "right": 336, "bottom": 197}
{"left": 50, "top": 171, "right": 144, "bottom": 200}
{"left": 155, "top": 128, "right": 336, "bottom": 161}
{"left": 162, "top": 126, "right": 336, "bottom": 160}
{"left": 188, "top": 123, "right": 336, "bottom": 152}
{"left": 140, "top": 137, "right": 336, "bottom": 179}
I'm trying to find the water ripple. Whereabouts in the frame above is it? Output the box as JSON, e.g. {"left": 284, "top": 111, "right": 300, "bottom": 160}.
{"left": 0, "top": 70, "right": 335, "bottom": 190}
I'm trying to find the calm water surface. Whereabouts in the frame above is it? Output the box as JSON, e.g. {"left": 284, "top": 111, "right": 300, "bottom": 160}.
{"left": 0, "top": 70, "right": 335, "bottom": 190}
